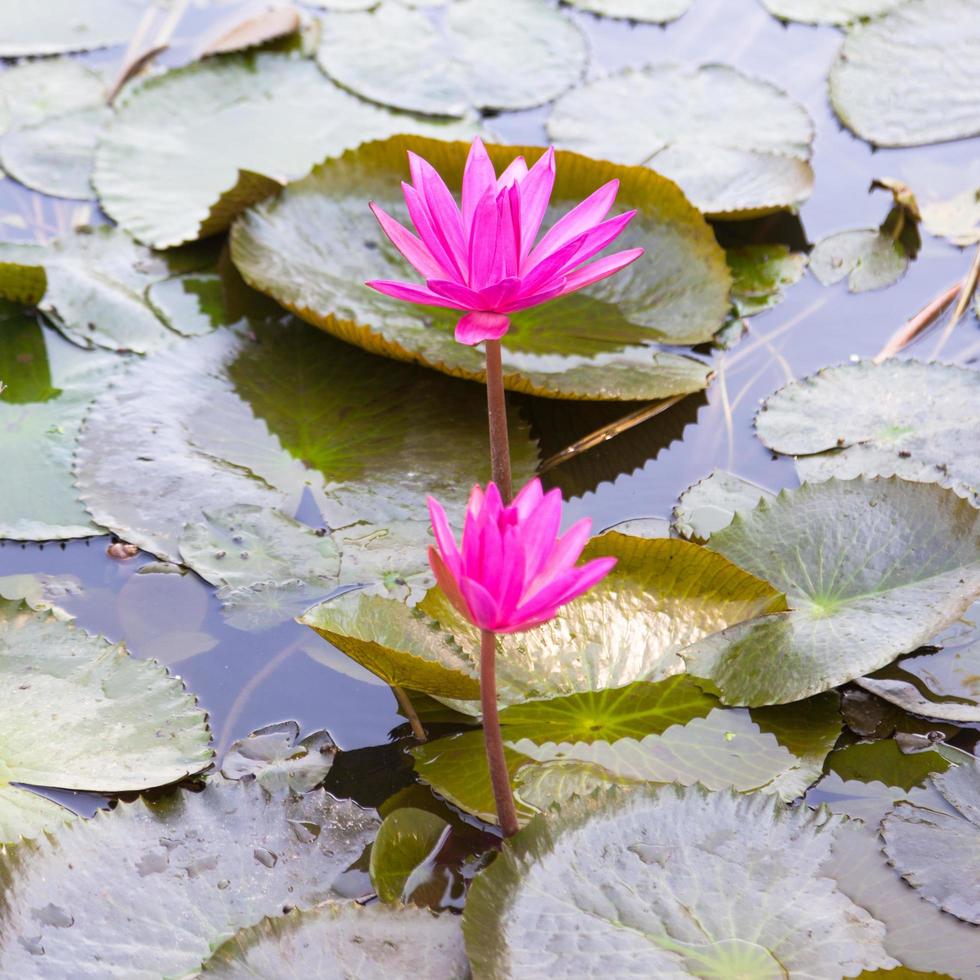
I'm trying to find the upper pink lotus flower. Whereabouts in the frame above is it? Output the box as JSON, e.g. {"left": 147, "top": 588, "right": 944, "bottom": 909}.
{"left": 427, "top": 478, "right": 616, "bottom": 634}
{"left": 367, "top": 137, "right": 644, "bottom": 346}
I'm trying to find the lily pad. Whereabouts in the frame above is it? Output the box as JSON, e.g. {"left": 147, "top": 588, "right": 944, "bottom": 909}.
{"left": 810, "top": 229, "right": 908, "bottom": 292}
{"left": 760, "top": 0, "right": 906, "bottom": 24}
{"left": 0, "top": 311, "right": 117, "bottom": 540}
{"left": 673, "top": 470, "right": 774, "bottom": 540}
{"left": 0, "top": 574, "right": 80, "bottom": 621}
{"left": 94, "top": 51, "right": 481, "bottom": 249}
{"left": 547, "top": 64, "right": 815, "bottom": 216}
{"left": 682, "top": 478, "right": 980, "bottom": 705}
{"left": 0, "top": 779, "right": 379, "bottom": 975}
{"left": 829, "top": 0, "right": 980, "bottom": 147}
{"left": 303, "top": 534, "right": 785, "bottom": 707}
{"left": 727, "top": 243, "right": 808, "bottom": 317}
{"left": 369, "top": 807, "right": 450, "bottom": 903}
{"left": 198, "top": 902, "right": 467, "bottom": 976}
{"left": 230, "top": 134, "right": 728, "bottom": 401}
{"left": 317, "top": 0, "right": 586, "bottom": 116}
{"left": 0, "top": 0, "right": 146, "bottom": 56}
{"left": 0, "top": 600, "right": 212, "bottom": 842}
{"left": 562, "top": 0, "right": 692, "bottom": 21}
{"left": 0, "top": 225, "right": 193, "bottom": 353}
{"left": 882, "top": 760, "right": 980, "bottom": 924}
{"left": 0, "top": 58, "right": 105, "bottom": 138}
{"left": 221, "top": 721, "right": 337, "bottom": 797}
{"left": 755, "top": 360, "right": 980, "bottom": 503}
{"left": 921, "top": 184, "right": 980, "bottom": 246}
{"left": 463, "top": 785, "right": 894, "bottom": 977}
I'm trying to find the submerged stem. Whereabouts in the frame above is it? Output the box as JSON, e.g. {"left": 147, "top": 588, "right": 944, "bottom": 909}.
{"left": 392, "top": 685, "right": 426, "bottom": 742}
{"left": 480, "top": 629, "right": 519, "bottom": 838}
{"left": 484, "top": 339, "right": 512, "bottom": 502}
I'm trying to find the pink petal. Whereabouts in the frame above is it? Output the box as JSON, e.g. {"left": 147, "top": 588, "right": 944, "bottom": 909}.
{"left": 468, "top": 189, "right": 501, "bottom": 290}
{"left": 427, "top": 278, "right": 484, "bottom": 309}
{"left": 526, "top": 179, "right": 620, "bottom": 270}
{"left": 460, "top": 575, "right": 500, "bottom": 630}
{"left": 553, "top": 210, "right": 638, "bottom": 278}
{"left": 557, "top": 248, "right": 644, "bottom": 294}
{"left": 462, "top": 137, "right": 496, "bottom": 235}
{"left": 496, "top": 184, "right": 521, "bottom": 279}
{"left": 455, "top": 311, "right": 510, "bottom": 345}
{"left": 518, "top": 147, "right": 556, "bottom": 258}
{"left": 429, "top": 547, "right": 470, "bottom": 622}
{"left": 366, "top": 279, "right": 460, "bottom": 308}
{"left": 369, "top": 202, "right": 443, "bottom": 279}
{"left": 498, "top": 281, "right": 568, "bottom": 313}
{"left": 466, "top": 484, "right": 485, "bottom": 522}
{"left": 402, "top": 182, "right": 462, "bottom": 282}
{"left": 528, "top": 517, "right": 591, "bottom": 593}
{"left": 512, "top": 477, "right": 544, "bottom": 519}
{"left": 409, "top": 152, "right": 468, "bottom": 278}
{"left": 427, "top": 496, "right": 462, "bottom": 578}
{"left": 514, "top": 556, "right": 616, "bottom": 626}
{"left": 496, "top": 155, "right": 528, "bottom": 189}
{"left": 517, "top": 488, "right": 563, "bottom": 585}
{"left": 476, "top": 276, "right": 521, "bottom": 310}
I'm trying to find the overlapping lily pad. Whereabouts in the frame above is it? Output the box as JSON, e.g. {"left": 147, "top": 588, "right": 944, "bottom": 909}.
{"left": 829, "top": 0, "right": 980, "bottom": 147}
{"left": 547, "top": 64, "right": 814, "bottom": 216}
{"left": 682, "top": 478, "right": 980, "bottom": 705}
{"left": 0, "top": 0, "right": 146, "bottom": 56}
{"left": 0, "top": 58, "right": 105, "bottom": 139}
{"left": 0, "top": 600, "right": 212, "bottom": 842}
{"left": 230, "top": 134, "right": 727, "bottom": 400}
{"left": 200, "top": 903, "right": 466, "bottom": 977}
{"left": 369, "top": 807, "right": 450, "bottom": 903}
{"left": 673, "top": 470, "right": 773, "bottom": 540}
{"left": 463, "top": 786, "right": 894, "bottom": 978}
{"left": 882, "top": 760, "right": 980, "bottom": 924}
{"left": 727, "top": 243, "right": 808, "bottom": 317}
{"left": 93, "top": 52, "right": 481, "bottom": 249}
{"left": 316, "top": 0, "right": 586, "bottom": 116}
{"left": 755, "top": 360, "right": 980, "bottom": 502}
{"left": 0, "top": 779, "right": 379, "bottom": 974}
{"left": 563, "top": 0, "right": 693, "bottom": 21}
{"left": 760, "top": 0, "right": 906, "bottom": 24}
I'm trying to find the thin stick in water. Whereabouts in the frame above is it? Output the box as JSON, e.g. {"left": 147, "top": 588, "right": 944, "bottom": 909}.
{"left": 392, "top": 685, "right": 427, "bottom": 742}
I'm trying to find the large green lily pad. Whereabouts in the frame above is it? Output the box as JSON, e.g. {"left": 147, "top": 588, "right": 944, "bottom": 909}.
{"left": 882, "top": 760, "right": 980, "bottom": 924}
{"left": 463, "top": 786, "right": 894, "bottom": 977}
{"left": 0, "top": 601, "right": 212, "bottom": 842}
{"left": 829, "top": 0, "right": 980, "bottom": 147}
{"left": 0, "top": 779, "right": 379, "bottom": 974}
{"left": 755, "top": 360, "right": 980, "bottom": 503}
{"left": 0, "top": 0, "right": 146, "bottom": 56}
{"left": 316, "top": 0, "right": 586, "bottom": 116}
{"left": 682, "top": 478, "right": 980, "bottom": 705}
{"left": 547, "top": 64, "right": 814, "bottom": 217}
{"left": 230, "top": 134, "right": 727, "bottom": 401}
{"left": 0, "top": 310, "right": 117, "bottom": 540}
{"left": 199, "top": 902, "right": 467, "bottom": 976}
{"left": 93, "top": 51, "right": 480, "bottom": 249}
{"left": 303, "top": 534, "right": 785, "bottom": 706}
{"left": 760, "top": 0, "right": 906, "bottom": 24}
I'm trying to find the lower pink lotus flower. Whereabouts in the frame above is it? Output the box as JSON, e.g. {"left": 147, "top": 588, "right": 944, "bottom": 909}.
{"left": 367, "top": 137, "right": 644, "bottom": 346}
{"left": 427, "top": 478, "right": 616, "bottom": 634}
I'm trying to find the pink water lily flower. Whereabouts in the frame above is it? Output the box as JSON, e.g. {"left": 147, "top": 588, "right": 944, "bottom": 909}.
{"left": 367, "top": 137, "right": 644, "bottom": 346}
{"left": 427, "top": 478, "right": 616, "bottom": 634}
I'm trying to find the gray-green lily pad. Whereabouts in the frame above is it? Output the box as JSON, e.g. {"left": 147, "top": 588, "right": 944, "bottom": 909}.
{"left": 547, "top": 64, "right": 814, "bottom": 216}
{"left": 0, "top": 573, "right": 80, "bottom": 621}
{"left": 198, "top": 902, "right": 467, "bottom": 977}
{"left": 463, "top": 785, "right": 894, "bottom": 978}
{"left": 829, "top": 0, "right": 980, "bottom": 147}
{"left": 0, "top": 310, "right": 117, "bottom": 540}
{"left": 369, "top": 807, "right": 450, "bottom": 904}
{"left": 146, "top": 272, "right": 227, "bottom": 337}
{"left": 562, "top": 0, "right": 692, "bottom": 22}
{"left": 221, "top": 721, "right": 337, "bottom": 797}
{"left": 882, "top": 760, "right": 980, "bottom": 924}
{"left": 727, "top": 243, "right": 808, "bottom": 317}
{"left": 682, "top": 478, "right": 980, "bottom": 705}
{"left": 230, "top": 134, "right": 727, "bottom": 401}
{"left": 755, "top": 360, "right": 980, "bottom": 503}
{"left": 0, "top": 600, "right": 212, "bottom": 842}
{"left": 0, "top": 779, "right": 379, "bottom": 975}
{"left": 673, "top": 470, "right": 774, "bottom": 540}
{"left": 0, "top": 0, "right": 147, "bottom": 55}
{"left": 921, "top": 184, "right": 980, "bottom": 246}
{"left": 93, "top": 51, "right": 481, "bottom": 249}
{"left": 316, "top": 0, "right": 586, "bottom": 116}
{"left": 0, "top": 58, "right": 105, "bottom": 139}
{"left": 0, "top": 225, "right": 194, "bottom": 353}
{"left": 760, "top": 0, "right": 906, "bottom": 24}
{"left": 810, "top": 228, "right": 909, "bottom": 292}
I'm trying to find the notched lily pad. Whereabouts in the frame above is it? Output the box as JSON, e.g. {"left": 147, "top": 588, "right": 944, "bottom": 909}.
{"left": 760, "top": 0, "right": 906, "bottom": 24}
{"left": 562, "top": 0, "right": 693, "bottom": 22}
{"left": 230, "top": 134, "right": 728, "bottom": 401}
{"left": 673, "top": 470, "right": 774, "bottom": 540}
{"left": 547, "top": 63, "right": 815, "bottom": 216}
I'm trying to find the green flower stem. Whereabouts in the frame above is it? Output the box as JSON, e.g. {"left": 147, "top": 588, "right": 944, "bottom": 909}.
{"left": 484, "top": 339, "right": 512, "bottom": 502}
{"left": 481, "top": 628, "right": 519, "bottom": 837}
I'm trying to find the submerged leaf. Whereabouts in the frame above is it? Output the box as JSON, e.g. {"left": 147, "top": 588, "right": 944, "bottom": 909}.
{"left": 230, "top": 134, "right": 727, "bottom": 401}
{"left": 369, "top": 808, "right": 450, "bottom": 904}
{"left": 547, "top": 64, "right": 814, "bottom": 216}
{"left": 221, "top": 721, "right": 337, "bottom": 797}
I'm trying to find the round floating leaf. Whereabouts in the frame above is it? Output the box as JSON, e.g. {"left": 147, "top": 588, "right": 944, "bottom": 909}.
{"left": 0, "top": 601, "right": 212, "bottom": 842}
{"left": 682, "top": 478, "right": 980, "bottom": 705}
{"left": 760, "top": 0, "right": 906, "bottom": 24}
{"left": 369, "top": 808, "right": 450, "bottom": 904}
{"left": 463, "top": 785, "right": 894, "bottom": 978}
{"left": 94, "top": 51, "right": 481, "bottom": 248}
{"left": 673, "top": 469, "right": 774, "bottom": 540}
{"left": 198, "top": 902, "right": 467, "bottom": 977}
{"left": 0, "top": 780, "right": 379, "bottom": 975}
{"left": 882, "top": 760, "right": 980, "bottom": 924}
{"left": 0, "top": 0, "right": 145, "bottom": 56}
{"left": 755, "top": 360, "right": 980, "bottom": 503}
{"left": 859, "top": 638, "right": 980, "bottom": 723}
{"left": 562, "top": 0, "right": 692, "bottom": 21}
{"left": 317, "top": 0, "right": 586, "bottom": 116}
{"left": 0, "top": 312, "right": 116, "bottom": 540}
{"left": 547, "top": 64, "right": 814, "bottom": 216}
{"left": 829, "top": 0, "right": 980, "bottom": 147}
{"left": 0, "top": 58, "right": 105, "bottom": 138}
{"left": 0, "top": 225, "right": 192, "bottom": 353}
{"left": 921, "top": 184, "right": 980, "bottom": 246}
{"left": 221, "top": 721, "right": 338, "bottom": 797}
{"left": 230, "top": 134, "right": 727, "bottom": 401}
{"left": 727, "top": 243, "right": 808, "bottom": 317}
{"left": 810, "top": 228, "right": 909, "bottom": 292}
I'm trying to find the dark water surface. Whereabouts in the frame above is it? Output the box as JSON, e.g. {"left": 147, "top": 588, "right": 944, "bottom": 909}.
{"left": 1, "top": 0, "right": 977, "bottom": 791}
